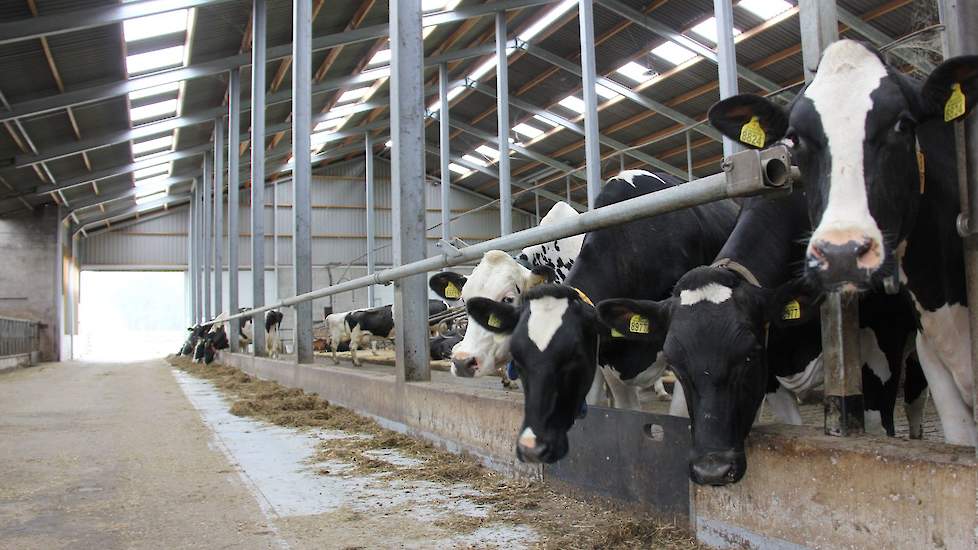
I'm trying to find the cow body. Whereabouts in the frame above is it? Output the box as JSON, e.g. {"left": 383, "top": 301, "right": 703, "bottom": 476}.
{"left": 465, "top": 172, "right": 739, "bottom": 463}
{"left": 516, "top": 201, "right": 584, "bottom": 284}
{"left": 345, "top": 305, "right": 395, "bottom": 366}
{"left": 430, "top": 330, "right": 463, "bottom": 360}
{"left": 265, "top": 310, "right": 284, "bottom": 358}
{"left": 708, "top": 40, "right": 978, "bottom": 446}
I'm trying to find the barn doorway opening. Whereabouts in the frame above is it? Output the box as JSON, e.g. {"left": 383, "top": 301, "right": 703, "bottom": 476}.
{"left": 77, "top": 270, "right": 186, "bottom": 361}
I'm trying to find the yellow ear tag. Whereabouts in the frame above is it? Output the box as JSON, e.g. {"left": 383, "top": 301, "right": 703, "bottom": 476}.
{"left": 487, "top": 313, "right": 502, "bottom": 328}
{"left": 444, "top": 282, "right": 461, "bottom": 299}
{"left": 610, "top": 327, "right": 624, "bottom": 338}
{"left": 629, "top": 314, "right": 650, "bottom": 334}
{"left": 739, "top": 116, "right": 766, "bottom": 148}
{"left": 945, "top": 83, "right": 967, "bottom": 122}
{"left": 782, "top": 300, "right": 801, "bottom": 321}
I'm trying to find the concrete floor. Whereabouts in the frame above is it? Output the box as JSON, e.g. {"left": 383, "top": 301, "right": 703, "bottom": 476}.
{"left": 0, "top": 360, "right": 537, "bottom": 550}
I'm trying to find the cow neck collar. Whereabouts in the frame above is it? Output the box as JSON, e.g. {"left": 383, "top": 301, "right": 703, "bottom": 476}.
{"left": 711, "top": 258, "right": 761, "bottom": 287}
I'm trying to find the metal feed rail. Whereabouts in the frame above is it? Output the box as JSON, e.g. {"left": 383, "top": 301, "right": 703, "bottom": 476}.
{"left": 217, "top": 145, "right": 795, "bottom": 326}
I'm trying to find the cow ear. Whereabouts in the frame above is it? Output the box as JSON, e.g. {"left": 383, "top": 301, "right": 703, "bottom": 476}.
{"left": 466, "top": 297, "right": 519, "bottom": 335}
{"left": 921, "top": 55, "right": 978, "bottom": 123}
{"left": 429, "top": 271, "right": 467, "bottom": 300}
{"left": 766, "top": 277, "right": 822, "bottom": 327}
{"left": 527, "top": 265, "right": 556, "bottom": 288}
{"left": 708, "top": 94, "right": 788, "bottom": 149}
{"left": 596, "top": 298, "right": 672, "bottom": 341}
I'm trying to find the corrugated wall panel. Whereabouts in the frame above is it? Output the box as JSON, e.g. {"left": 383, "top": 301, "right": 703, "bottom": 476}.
{"left": 81, "top": 157, "right": 540, "bottom": 269}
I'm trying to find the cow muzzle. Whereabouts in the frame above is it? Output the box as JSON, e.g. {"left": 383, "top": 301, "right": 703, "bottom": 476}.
{"left": 450, "top": 355, "right": 478, "bottom": 377}
{"left": 515, "top": 427, "right": 567, "bottom": 464}
{"left": 807, "top": 230, "right": 882, "bottom": 289}
{"left": 689, "top": 450, "right": 745, "bottom": 486}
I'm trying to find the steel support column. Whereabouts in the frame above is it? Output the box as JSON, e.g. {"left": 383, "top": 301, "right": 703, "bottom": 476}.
{"left": 800, "top": 0, "right": 863, "bottom": 436}
{"left": 938, "top": 0, "right": 978, "bottom": 450}
{"left": 195, "top": 181, "right": 204, "bottom": 322}
{"left": 203, "top": 151, "right": 212, "bottom": 320}
{"left": 365, "top": 134, "right": 377, "bottom": 308}
{"left": 189, "top": 183, "right": 198, "bottom": 324}
{"left": 292, "top": 0, "right": 314, "bottom": 364}
{"left": 495, "top": 13, "right": 512, "bottom": 234}
{"left": 578, "top": 0, "right": 602, "bottom": 209}
{"left": 439, "top": 63, "right": 452, "bottom": 245}
{"left": 251, "top": 0, "right": 267, "bottom": 356}
{"left": 228, "top": 68, "right": 241, "bottom": 351}
{"left": 390, "top": 0, "right": 430, "bottom": 382}
{"left": 214, "top": 119, "right": 225, "bottom": 318}
{"left": 713, "top": 0, "right": 742, "bottom": 157}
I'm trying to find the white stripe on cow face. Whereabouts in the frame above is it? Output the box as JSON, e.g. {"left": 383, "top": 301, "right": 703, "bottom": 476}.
{"left": 527, "top": 297, "right": 569, "bottom": 351}
{"left": 804, "top": 40, "right": 887, "bottom": 262}
{"left": 679, "top": 283, "right": 732, "bottom": 306}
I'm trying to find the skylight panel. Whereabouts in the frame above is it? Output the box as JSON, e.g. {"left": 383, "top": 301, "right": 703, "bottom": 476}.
{"left": 123, "top": 10, "right": 188, "bottom": 42}
{"left": 128, "top": 82, "right": 180, "bottom": 101}
{"left": 133, "top": 173, "right": 169, "bottom": 188}
{"left": 533, "top": 114, "right": 559, "bottom": 127}
{"left": 615, "top": 61, "right": 655, "bottom": 84}
{"left": 689, "top": 17, "right": 742, "bottom": 44}
{"left": 129, "top": 99, "right": 178, "bottom": 122}
{"left": 651, "top": 41, "right": 698, "bottom": 66}
{"left": 517, "top": 0, "right": 578, "bottom": 43}
{"left": 595, "top": 84, "right": 621, "bottom": 100}
{"left": 133, "top": 163, "right": 170, "bottom": 181}
{"left": 475, "top": 145, "right": 499, "bottom": 159}
{"left": 135, "top": 190, "right": 166, "bottom": 204}
{"left": 448, "top": 163, "right": 471, "bottom": 176}
{"left": 131, "top": 135, "right": 173, "bottom": 155}
{"left": 513, "top": 122, "right": 544, "bottom": 139}
{"left": 461, "top": 154, "right": 488, "bottom": 167}
{"left": 469, "top": 58, "right": 497, "bottom": 81}
{"left": 126, "top": 45, "right": 185, "bottom": 75}
{"left": 738, "top": 0, "right": 792, "bottom": 20}
{"left": 423, "top": 0, "right": 461, "bottom": 12}
{"left": 368, "top": 49, "right": 391, "bottom": 66}
{"left": 336, "top": 87, "right": 370, "bottom": 104}
{"left": 557, "top": 95, "right": 585, "bottom": 114}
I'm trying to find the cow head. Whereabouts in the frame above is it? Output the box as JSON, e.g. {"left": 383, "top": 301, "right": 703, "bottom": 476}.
{"left": 598, "top": 268, "right": 818, "bottom": 485}
{"left": 429, "top": 251, "right": 554, "bottom": 378}
{"left": 710, "top": 40, "right": 978, "bottom": 292}
{"left": 467, "top": 285, "right": 598, "bottom": 463}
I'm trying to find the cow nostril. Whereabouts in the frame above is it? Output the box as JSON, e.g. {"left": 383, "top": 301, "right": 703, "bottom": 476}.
{"left": 855, "top": 239, "right": 873, "bottom": 258}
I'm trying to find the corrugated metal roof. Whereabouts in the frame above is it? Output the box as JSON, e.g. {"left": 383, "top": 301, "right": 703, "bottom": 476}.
{"left": 0, "top": 0, "right": 926, "bottom": 228}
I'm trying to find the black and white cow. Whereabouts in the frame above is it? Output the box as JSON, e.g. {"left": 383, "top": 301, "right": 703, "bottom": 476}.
{"left": 465, "top": 172, "right": 739, "bottom": 463}
{"left": 345, "top": 305, "right": 394, "bottom": 366}
{"left": 430, "top": 200, "right": 671, "bottom": 402}
{"left": 265, "top": 310, "right": 284, "bottom": 358}
{"left": 239, "top": 308, "right": 254, "bottom": 350}
{"left": 597, "top": 190, "right": 926, "bottom": 485}
{"left": 430, "top": 330, "right": 463, "bottom": 360}
{"left": 180, "top": 323, "right": 210, "bottom": 356}
{"left": 709, "top": 40, "right": 978, "bottom": 446}
{"left": 192, "top": 314, "right": 230, "bottom": 365}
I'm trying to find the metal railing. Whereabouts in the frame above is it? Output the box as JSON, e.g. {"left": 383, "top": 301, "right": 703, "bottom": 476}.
{"left": 0, "top": 316, "right": 41, "bottom": 357}
{"left": 218, "top": 145, "right": 794, "bottom": 326}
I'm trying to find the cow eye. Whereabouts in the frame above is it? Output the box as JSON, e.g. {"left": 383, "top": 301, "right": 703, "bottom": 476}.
{"left": 894, "top": 116, "right": 915, "bottom": 134}
{"left": 502, "top": 296, "right": 515, "bottom": 304}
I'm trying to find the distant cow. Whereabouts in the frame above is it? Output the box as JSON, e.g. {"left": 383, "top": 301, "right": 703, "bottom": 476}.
{"left": 345, "top": 305, "right": 395, "bottom": 366}
{"left": 192, "top": 314, "right": 230, "bottom": 365}
{"left": 179, "top": 323, "right": 210, "bottom": 356}
{"left": 265, "top": 310, "right": 284, "bottom": 358}
{"left": 238, "top": 308, "right": 254, "bottom": 349}
{"left": 430, "top": 330, "right": 463, "bottom": 361}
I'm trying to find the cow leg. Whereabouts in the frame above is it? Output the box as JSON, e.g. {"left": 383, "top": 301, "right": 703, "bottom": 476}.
{"left": 764, "top": 386, "right": 802, "bottom": 425}
{"left": 668, "top": 379, "right": 688, "bottom": 417}
{"left": 601, "top": 366, "right": 639, "bottom": 411}
{"left": 585, "top": 369, "right": 609, "bottom": 407}
{"left": 349, "top": 326, "right": 362, "bottom": 366}
{"left": 916, "top": 332, "right": 977, "bottom": 446}
{"left": 904, "top": 351, "right": 928, "bottom": 440}
{"left": 653, "top": 377, "right": 671, "bottom": 401}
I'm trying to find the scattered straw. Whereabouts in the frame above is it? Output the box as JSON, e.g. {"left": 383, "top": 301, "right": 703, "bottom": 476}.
{"left": 166, "top": 355, "right": 705, "bottom": 550}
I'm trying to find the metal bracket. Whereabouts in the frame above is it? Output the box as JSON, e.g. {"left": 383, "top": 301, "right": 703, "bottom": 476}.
{"left": 722, "top": 144, "right": 793, "bottom": 197}
{"left": 436, "top": 239, "right": 463, "bottom": 258}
